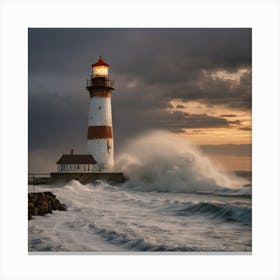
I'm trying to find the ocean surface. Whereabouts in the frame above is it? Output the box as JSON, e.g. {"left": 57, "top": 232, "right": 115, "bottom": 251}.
{"left": 28, "top": 180, "right": 251, "bottom": 252}
{"left": 28, "top": 132, "right": 251, "bottom": 253}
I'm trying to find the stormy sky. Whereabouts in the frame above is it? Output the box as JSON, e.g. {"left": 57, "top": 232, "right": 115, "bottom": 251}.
{"left": 28, "top": 28, "right": 252, "bottom": 172}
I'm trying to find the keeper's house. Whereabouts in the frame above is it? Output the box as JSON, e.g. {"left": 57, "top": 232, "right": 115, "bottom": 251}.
{"left": 56, "top": 150, "right": 97, "bottom": 173}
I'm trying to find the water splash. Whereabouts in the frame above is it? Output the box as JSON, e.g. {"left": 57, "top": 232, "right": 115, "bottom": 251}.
{"left": 116, "top": 131, "right": 250, "bottom": 193}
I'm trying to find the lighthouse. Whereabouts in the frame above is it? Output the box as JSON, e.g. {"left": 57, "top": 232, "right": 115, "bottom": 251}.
{"left": 86, "top": 56, "right": 115, "bottom": 171}
{"left": 51, "top": 57, "right": 126, "bottom": 183}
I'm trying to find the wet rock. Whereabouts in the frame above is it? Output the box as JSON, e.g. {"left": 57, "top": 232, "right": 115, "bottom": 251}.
{"left": 28, "top": 192, "right": 67, "bottom": 219}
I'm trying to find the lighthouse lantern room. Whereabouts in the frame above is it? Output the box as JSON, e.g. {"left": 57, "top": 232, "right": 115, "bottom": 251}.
{"left": 92, "top": 58, "right": 109, "bottom": 76}
{"left": 86, "top": 56, "right": 115, "bottom": 171}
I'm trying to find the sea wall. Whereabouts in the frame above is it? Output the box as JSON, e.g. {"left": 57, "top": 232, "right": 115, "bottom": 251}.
{"left": 50, "top": 172, "right": 127, "bottom": 185}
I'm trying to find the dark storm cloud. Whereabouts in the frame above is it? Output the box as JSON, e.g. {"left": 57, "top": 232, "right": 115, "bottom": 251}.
{"left": 159, "top": 69, "right": 252, "bottom": 109}
{"left": 28, "top": 28, "right": 251, "bottom": 171}
{"left": 176, "top": 104, "right": 186, "bottom": 109}
{"left": 157, "top": 111, "right": 234, "bottom": 129}
{"left": 228, "top": 119, "right": 242, "bottom": 125}
{"left": 220, "top": 114, "right": 238, "bottom": 117}
{"left": 112, "top": 29, "right": 251, "bottom": 81}
{"left": 113, "top": 109, "right": 238, "bottom": 149}
{"left": 239, "top": 127, "right": 252, "bottom": 131}
{"left": 28, "top": 92, "right": 88, "bottom": 151}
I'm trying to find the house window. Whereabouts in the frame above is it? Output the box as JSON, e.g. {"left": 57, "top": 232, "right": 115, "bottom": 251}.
{"left": 77, "top": 165, "right": 79, "bottom": 170}
{"left": 88, "top": 165, "right": 90, "bottom": 171}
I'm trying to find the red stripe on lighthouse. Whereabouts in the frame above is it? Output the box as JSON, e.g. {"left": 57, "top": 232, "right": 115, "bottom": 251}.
{"left": 87, "top": 126, "right": 112, "bottom": 139}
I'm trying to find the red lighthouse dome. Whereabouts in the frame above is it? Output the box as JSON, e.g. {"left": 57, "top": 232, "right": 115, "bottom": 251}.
{"left": 92, "top": 56, "right": 109, "bottom": 67}
{"left": 92, "top": 56, "right": 109, "bottom": 76}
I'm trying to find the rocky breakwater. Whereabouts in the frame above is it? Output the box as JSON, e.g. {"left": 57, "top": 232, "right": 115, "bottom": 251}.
{"left": 28, "top": 192, "right": 67, "bottom": 220}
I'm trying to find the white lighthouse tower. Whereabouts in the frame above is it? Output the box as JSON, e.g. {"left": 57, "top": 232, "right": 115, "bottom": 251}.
{"left": 86, "top": 56, "right": 114, "bottom": 171}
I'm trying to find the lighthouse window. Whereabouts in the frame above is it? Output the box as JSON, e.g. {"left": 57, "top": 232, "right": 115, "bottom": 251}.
{"left": 107, "top": 140, "right": 111, "bottom": 152}
{"left": 99, "top": 106, "right": 101, "bottom": 110}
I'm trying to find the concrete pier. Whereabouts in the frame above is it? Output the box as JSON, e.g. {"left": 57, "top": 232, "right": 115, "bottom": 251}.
{"left": 28, "top": 173, "right": 51, "bottom": 185}
{"left": 28, "top": 172, "right": 127, "bottom": 185}
{"left": 50, "top": 172, "right": 127, "bottom": 185}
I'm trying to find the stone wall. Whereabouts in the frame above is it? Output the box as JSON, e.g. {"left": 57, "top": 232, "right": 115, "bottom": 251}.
{"left": 50, "top": 172, "right": 127, "bottom": 185}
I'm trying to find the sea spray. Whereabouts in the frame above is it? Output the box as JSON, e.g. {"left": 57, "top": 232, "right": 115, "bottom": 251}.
{"left": 116, "top": 130, "right": 249, "bottom": 193}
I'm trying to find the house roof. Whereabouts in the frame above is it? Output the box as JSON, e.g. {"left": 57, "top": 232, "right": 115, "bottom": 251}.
{"left": 92, "top": 56, "right": 109, "bottom": 67}
{"left": 56, "top": 154, "right": 97, "bottom": 164}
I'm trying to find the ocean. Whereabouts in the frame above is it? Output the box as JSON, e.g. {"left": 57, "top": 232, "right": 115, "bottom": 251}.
{"left": 28, "top": 131, "right": 251, "bottom": 253}
{"left": 28, "top": 180, "right": 251, "bottom": 253}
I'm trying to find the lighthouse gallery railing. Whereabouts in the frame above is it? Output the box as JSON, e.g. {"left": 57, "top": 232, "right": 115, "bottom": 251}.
{"left": 86, "top": 77, "right": 114, "bottom": 88}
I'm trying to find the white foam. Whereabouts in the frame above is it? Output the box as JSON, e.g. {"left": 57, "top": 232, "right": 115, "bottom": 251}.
{"left": 29, "top": 181, "right": 251, "bottom": 252}
{"left": 116, "top": 130, "right": 249, "bottom": 193}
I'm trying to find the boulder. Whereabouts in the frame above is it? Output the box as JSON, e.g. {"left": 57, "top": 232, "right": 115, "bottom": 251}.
{"left": 28, "top": 192, "right": 67, "bottom": 220}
